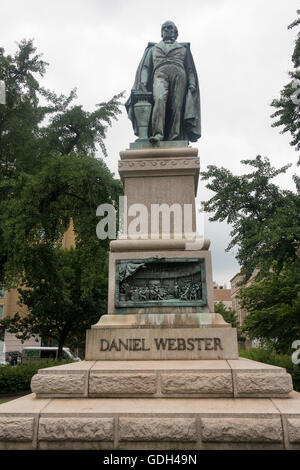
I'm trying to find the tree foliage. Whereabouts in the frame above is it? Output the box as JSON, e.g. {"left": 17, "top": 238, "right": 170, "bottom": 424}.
{"left": 271, "top": 10, "right": 300, "bottom": 163}
{"left": 2, "top": 152, "right": 122, "bottom": 291}
{"left": 0, "top": 248, "right": 107, "bottom": 357}
{"left": 201, "top": 156, "right": 300, "bottom": 282}
{"left": 214, "top": 301, "right": 238, "bottom": 328}
{"left": 240, "top": 261, "right": 300, "bottom": 354}
{"left": 202, "top": 156, "right": 300, "bottom": 350}
{"left": 0, "top": 39, "right": 123, "bottom": 178}
{"left": 0, "top": 40, "right": 123, "bottom": 356}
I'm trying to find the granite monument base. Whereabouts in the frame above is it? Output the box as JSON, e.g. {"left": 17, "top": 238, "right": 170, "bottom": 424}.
{"left": 30, "top": 358, "right": 293, "bottom": 399}
{"left": 0, "top": 366, "right": 299, "bottom": 450}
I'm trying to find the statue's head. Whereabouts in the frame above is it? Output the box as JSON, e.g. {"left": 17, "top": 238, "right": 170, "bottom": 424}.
{"left": 161, "top": 21, "right": 178, "bottom": 41}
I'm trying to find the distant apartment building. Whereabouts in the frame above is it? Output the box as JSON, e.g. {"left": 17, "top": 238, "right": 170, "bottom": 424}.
{"left": 230, "top": 269, "right": 259, "bottom": 326}
{"left": 230, "top": 273, "right": 247, "bottom": 325}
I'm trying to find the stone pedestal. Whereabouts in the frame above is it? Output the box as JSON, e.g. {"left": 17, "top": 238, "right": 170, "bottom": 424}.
{"left": 118, "top": 146, "right": 200, "bottom": 235}
{"left": 86, "top": 145, "right": 239, "bottom": 361}
{"left": 0, "top": 145, "right": 298, "bottom": 450}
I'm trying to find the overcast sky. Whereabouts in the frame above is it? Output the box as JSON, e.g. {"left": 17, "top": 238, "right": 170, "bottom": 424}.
{"left": 2, "top": 0, "right": 299, "bottom": 286}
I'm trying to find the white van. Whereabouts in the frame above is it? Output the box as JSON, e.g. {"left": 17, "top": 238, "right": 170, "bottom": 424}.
{"left": 21, "top": 346, "right": 81, "bottom": 363}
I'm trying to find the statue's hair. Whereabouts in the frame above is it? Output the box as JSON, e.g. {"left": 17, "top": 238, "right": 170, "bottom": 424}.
{"left": 161, "top": 21, "right": 178, "bottom": 39}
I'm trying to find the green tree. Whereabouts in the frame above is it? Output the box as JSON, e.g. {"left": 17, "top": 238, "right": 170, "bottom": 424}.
{"left": 271, "top": 10, "right": 300, "bottom": 164}
{"left": 0, "top": 39, "right": 123, "bottom": 177}
{"left": 201, "top": 156, "right": 299, "bottom": 283}
{"left": 2, "top": 152, "right": 122, "bottom": 291}
{"left": 0, "top": 39, "right": 48, "bottom": 178}
{"left": 0, "top": 152, "right": 122, "bottom": 359}
{"left": 0, "top": 40, "right": 123, "bottom": 357}
{"left": 202, "top": 158, "right": 299, "bottom": 351}
{"left": 0, "top": 248, "right": 107, "bottom": 358}
{"left": 240, "top": 261, "right": 300, "bottom": 354}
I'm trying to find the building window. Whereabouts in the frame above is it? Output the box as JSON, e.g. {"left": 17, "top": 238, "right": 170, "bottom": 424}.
{"left": 0, "top": 306, "right": 3, "bottom": 318}
{"left": 0, "top": 287, "right": 4, "bottom": 298}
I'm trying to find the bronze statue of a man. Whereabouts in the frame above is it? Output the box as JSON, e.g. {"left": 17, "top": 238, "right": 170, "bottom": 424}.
{"left": 126, "top": 21, "right": 201, "bottom": 143}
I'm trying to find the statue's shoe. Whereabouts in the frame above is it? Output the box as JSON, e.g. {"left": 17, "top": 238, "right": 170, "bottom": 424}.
{"left": 149, "top": 134, "right": 163, "bottom": 143}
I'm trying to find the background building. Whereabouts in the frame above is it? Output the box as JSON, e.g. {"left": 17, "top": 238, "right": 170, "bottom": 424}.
{"left": 230, "top": 273, "right": 247, "bottom": 326}
{"left": 230, "top": 270, "right": 259, "bottom": 326}
{"left": 230, "top": 270, "right": 260, "bottom": 349}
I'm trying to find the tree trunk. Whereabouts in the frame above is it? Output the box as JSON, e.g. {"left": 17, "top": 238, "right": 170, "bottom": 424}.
{"left": 57, "top": 332, "right": 68, "bottom": 359}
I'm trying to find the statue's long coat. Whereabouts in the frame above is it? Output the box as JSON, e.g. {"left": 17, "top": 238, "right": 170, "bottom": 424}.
{"left": 125, "top": 42, "right": 201, "bottom": 142}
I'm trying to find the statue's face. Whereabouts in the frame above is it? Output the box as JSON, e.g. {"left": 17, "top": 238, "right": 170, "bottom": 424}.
{"left": 161, "top": 22, "right": 177, "bottom": 42}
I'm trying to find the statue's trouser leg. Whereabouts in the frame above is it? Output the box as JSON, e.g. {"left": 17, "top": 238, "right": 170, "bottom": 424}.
{"left": 167, "top": 67, "right": 186, "bottom": 140}
{"left": 152, "top": 70, "right": 169, "bottom": 139}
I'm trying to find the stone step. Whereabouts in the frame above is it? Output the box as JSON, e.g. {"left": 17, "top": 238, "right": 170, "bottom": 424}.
{"left": 30, "top": 358, "right": 293, "bottom": 399}
{"left": 1, "top": 391, "right": 300, "bottom": 450}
